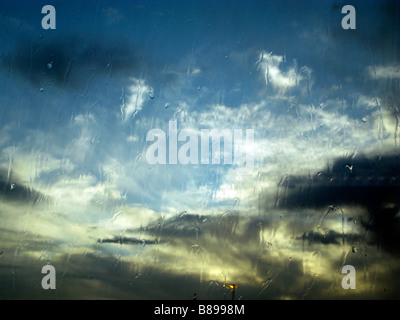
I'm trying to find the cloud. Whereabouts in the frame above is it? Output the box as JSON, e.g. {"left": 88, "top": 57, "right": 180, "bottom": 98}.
{"left": 279, "top": 153, "right": 400, "bottom": 208}
{"left": 278, "top": 153, "right": 400, "bottom": 256}
{"left": 257, "top": 52, "right": 304, "bottom": 93}
{"left": 367, "top": 65, "right": 400, "bottom": 80}
{"left": 0, "top": 169, "right": 45, "bottom": 204}
{"left": 0, "top": 0, "right": 399, "bottom": 300}
{"left": 99, "top": 236, "right": 159, "bottom": 246}
{"left": 298, "top": 230, "right": 363, "bottom": 246}
{"left": 127, "top": 135, "right": 139, "bottom": 142}
{"left": 1, "top": 36, "right": 139, "bottom": 89}
{"left": 120, "top": 78, "right": 152, "bottom": 122}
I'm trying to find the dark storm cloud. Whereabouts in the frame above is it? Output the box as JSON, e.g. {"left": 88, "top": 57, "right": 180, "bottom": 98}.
{"left": 1, "top": 35, "right": 139, "bottom": 89}
{"left": 1, "top": 248, "right": 396, "bottom": 300}
{"left": 0, "top": 252, "right": 214, "bottom": 299}
{"left": 0, "top": 169, "right": 45, "bottom": 203}
{"left": 278, "top": 154, "right": 400, "bottom": 209}
{"left": 99, "top": 236, "right": 159, "bottom": 245}
{"left": 79, "top": 214, "right": 324, "bottom": 299}
{"left": 297, "top": 230, "right": 363, "bottom": 246}
{"left": 277, "top": 153, "right": 400, "bottom": 255}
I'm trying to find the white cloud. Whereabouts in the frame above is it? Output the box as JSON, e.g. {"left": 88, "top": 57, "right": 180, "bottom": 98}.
{"left": 367, "top": 64, "right": 400, "bottom": 79}
{"left": 191, "top": 67, "right": 201, "bottom": 75}
{"left": 121, "top": 78, "right": 152, "bottom": 122}
{"left": 127, "top": 135, "right": 138, "bottom": 142}
{"left": 257, "top": 52, "right": 303, "bottom": 92}
{"left": 73, "top": 113, "right": 96, "bottom": 123}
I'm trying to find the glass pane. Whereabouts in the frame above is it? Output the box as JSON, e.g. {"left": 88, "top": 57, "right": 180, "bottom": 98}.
{"left": 0, "top": 0, "right": 399, "bottom": 300}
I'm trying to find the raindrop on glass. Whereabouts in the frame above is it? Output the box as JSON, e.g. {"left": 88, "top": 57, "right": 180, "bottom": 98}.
{"left": 179, "top": 211, "right": 187, "bottom": 218}
{"left": 345, "top": 164, "right": 353, "bottom": 172}
{"left": 148, "top": 88, "right": 154, "bottom": 99}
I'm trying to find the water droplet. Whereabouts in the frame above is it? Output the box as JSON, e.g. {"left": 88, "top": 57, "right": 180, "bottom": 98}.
{"left": 111, "top": 211, "right": 123, "bottom": 222}
{"left": 47, "top": 62, "right": 53, "bottom": 70}
{"left": 164, "top": 103, "right": 170, "bottom": 109}
{"left": 178, "top": 211, "right": 187, "bottom": 218}
{"left": 361, "top": 117, "right": 367, "bottom": 123}
{"left": 40, "top": 88, "right": 44, "bottom": 92}
{"left": 191, "top": 244, "right": 201, "bottom": 254}
{"left": 258, "top": 278, "right": 273, "bottom": 295}
{"left": 352, "top": 244, "right": 358, "bottom": 253}
{"left": 148, "top": 88, "right": 154, "bottom": 99}
{"left": 345, "top": 164, "right": 353, "bottom": 172}
{"left": 10, "top": 183, "right": 15, "bottom": 190}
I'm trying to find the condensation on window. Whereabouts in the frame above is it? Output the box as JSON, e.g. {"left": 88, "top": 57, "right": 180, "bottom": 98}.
{"left": 0, "top": 0, "right": 399, "bottom": 300}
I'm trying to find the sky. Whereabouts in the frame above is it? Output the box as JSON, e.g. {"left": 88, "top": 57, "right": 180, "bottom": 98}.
{"left": 0, "top": 0, "right": 399, "bottom": 299}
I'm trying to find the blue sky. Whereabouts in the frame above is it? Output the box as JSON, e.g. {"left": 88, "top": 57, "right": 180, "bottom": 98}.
{"left": 0, "top": 0, "right": 399, "bottom": 299}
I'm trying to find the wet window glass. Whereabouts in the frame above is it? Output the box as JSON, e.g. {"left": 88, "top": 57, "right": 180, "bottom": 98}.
{"left": 0, "top": 0, "right": 399, "bottom": 300}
